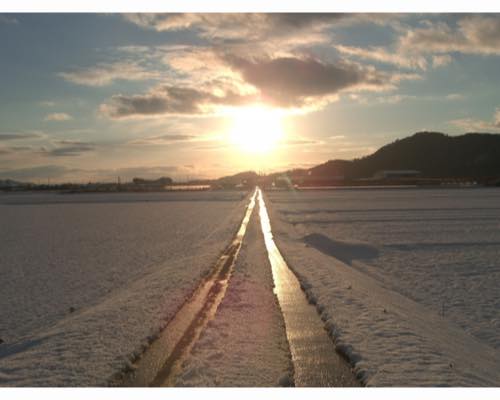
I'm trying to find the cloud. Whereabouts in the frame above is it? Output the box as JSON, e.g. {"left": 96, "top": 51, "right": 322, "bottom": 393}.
{"left": 399, "top": 15, "right": 500, "bottom": 56}
{"left": 100, "top": 84, "right": 254, "bottom": 119}
{"left": 336, "top": 16, "right": 498, "bottom": 72}
{"left": 432, "top": 54, "right": 453, "bottom": 68}
{"left": 336, "top": 44, "right": 428, "bottom": 70}
{"left": 129, "top": 134, "right": 196, "bottom": 145}
{"left": 0, "top": 132, "right": 41, "bottom": 140}
{"left": 39, "top": 100, "right": 56, "bottom": 107}
{"left": 39, "top": 141, "right": 95, "bottom": 157}
{"left": 0, "top": 165, "right": 73, "bottom": 180}
{"left": 44, "top": 113, "right": 73, "bottom": 121}
{"left": 44, "top": 146, "right": 94, "bottom": 157}
{"left": 123, "top": 13, "right": 342, "bottom": 42}
{"left": 280, "top": 137, "right": 319, "bottom": 146}
{"left": 448, "top": 107, "right": 500, "bottom": 132}
{"left": 55, "top": 139, "right": 95, "bottom": 146}
{"left": 223, "top": 55, "right": 417, "bottom": 108}
{"left": 59, "top": 61, "right": 160, "bottom": 87}
{"left": 445, "top": 93, "right": 465, "bottom": 100}
{"left": 101, "top": 51, "right": 419, "bottom": 119}
{"left": 448, "top": 118, "right": 499, "bottom": 132}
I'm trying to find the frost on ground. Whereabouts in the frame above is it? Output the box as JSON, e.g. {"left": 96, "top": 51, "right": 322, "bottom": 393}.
{"left": 177, "top": 211, "right": 293, "bottom": 387}
{"left": 266, "top": 188, "right": 500, "bottom": 386}
{"left": 0, "top": 191, "right": 248, "bottom": 386}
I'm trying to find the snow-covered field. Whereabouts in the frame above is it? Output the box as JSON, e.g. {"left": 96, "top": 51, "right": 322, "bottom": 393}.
{"left": 3, "top": 187, "right": 500, "bottom": 387}
{"left": 266, "top": 188, "right": 500, "bottom": 386}
{"left": 0, "top": 191, "right": 248, "bottom": 386}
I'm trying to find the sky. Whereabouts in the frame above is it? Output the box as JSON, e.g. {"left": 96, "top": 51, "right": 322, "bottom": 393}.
{"left": 1, "top": 13, "right": 500, "bottom": 182}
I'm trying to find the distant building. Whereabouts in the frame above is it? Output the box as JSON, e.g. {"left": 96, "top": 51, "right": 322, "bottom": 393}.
{"left": 374, "top": 170, "right": 421, "bottom": 179}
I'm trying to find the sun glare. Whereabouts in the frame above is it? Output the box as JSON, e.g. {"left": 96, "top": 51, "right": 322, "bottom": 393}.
{"left": 228, "top": 106, "right": 285, "bottom": 153}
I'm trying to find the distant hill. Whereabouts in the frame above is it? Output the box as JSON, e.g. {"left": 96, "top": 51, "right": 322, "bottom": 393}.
{"left": 307, "top": 132, "right": 500, "bottom": 180}
{"left": 214, "top": 171, "right": 258, "bottom": 188}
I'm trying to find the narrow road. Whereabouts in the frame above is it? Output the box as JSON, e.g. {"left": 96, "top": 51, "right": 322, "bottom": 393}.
{"left": 258, "top": 189, "right": 359, "bottom": 387}
{"left": 116, "top": 188, "right": 359, "bottom": 387}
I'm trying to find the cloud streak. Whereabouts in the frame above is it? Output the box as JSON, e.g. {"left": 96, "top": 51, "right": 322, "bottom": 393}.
{"left": 59, "top": 61, "right": 160, "bottom": 87}
{"left": 129, "top": 134, "right": 196, "bottom": 145}
{"left": 123, "top": 13, "right": 343, "bottom": 42}
{"left": 0, "top": 132, "right": 41, "bottom": 141}
{"left": 399, "top": 15, "right": 500, "bottom": 56}
{"left": 336, "top": 44, "right": 428, "bottom": 70}
{"left": 44, "top": 113, "right": 73, "bottom": 121}
{"left": 449, "top": 107, "right": 500, "bottom": 132}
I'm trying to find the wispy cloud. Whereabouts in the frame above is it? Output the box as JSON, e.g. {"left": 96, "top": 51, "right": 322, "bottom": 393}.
{"left": 445, "top": 93, "right": 465, "bottom": 100}
{"left": 0, "top": 132, "right": 42, "bottom": 141}
{"left": 44, "top": 112, "right": 73, "bottom": 121}
{"left": 39, "top": 100, "right": 56, "bottom": 107}
{"left": 279, "top": 137, "right": 319, "bottom": 146}
{"left": 432, "top": 54, "right": 453, "bottom": 68}
{"left": 123, "top": 13, "right": 342, "bottom": 42}
{"left": 129, "top": 134, "right": 196, "bottom": 145}
{"left": 350, "top": 92, "right": 465, "bottom": 105}
{"left": 336, "top": 44, "right": 428, "bottom": 70}
{"left": 336, "top": 16, "right": 500, "bottom": 71}
{"left": 399, "top": 15, "right": 500, "bottom": 56}
{"left": 448, "top": 107, "right": 500, "bottom": 132}
{"left": 59, "top": 61, "right": 160, "bottom": 87}
{"left": 37, "top": 140, "right": 95, "bottom": 157}
{"left": 0, "top": 165, "right": 73, "bottom": 180}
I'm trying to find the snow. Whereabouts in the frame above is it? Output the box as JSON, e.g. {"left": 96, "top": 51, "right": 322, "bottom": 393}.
{"left": 3, "top": 187, "right": 500, "bottom": 387}
{"left": 265, "top": 188, "right": 500, "bottom": 386}
{"left": 0, "top": 190, "right": 249, "bottom": 386}
{"left": 177, "top": 208, "right": 293, "bottom": 387}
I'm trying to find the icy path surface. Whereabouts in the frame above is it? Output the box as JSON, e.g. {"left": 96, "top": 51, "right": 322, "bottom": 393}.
{"left": 177, "top": 203, "right": 293, "bottom": 387}
{"left": 257, "top": 189, "right": 358, "bottom": 387}
{"left": 0, "top": 191, "right": 248, "bottom": 386}
{"left": 266, "top": 188, "right": 500, "bottom": 386}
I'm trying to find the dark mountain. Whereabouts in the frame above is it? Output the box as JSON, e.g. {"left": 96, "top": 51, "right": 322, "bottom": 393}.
{"left": 308, "top": 132, "right": 500, "bottom": 180}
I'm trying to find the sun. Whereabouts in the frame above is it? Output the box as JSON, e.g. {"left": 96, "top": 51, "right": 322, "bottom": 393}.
{"left": 228, "top": 105, "right": 285, "bottom": 153}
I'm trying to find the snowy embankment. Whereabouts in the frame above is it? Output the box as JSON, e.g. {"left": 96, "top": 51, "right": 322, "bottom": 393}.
{"left": 266, "top": 188, "right": 500, "bottom": 386}
{"left": 177, "top": 209, "right": 293, "bottom": 386}
{"left": 0, "top": 191, "right": 248, "bottom": 386}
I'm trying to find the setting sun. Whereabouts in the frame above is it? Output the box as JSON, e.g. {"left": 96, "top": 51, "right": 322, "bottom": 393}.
{"left": 228, "top": 106, "right": 285, "bottom": 153}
